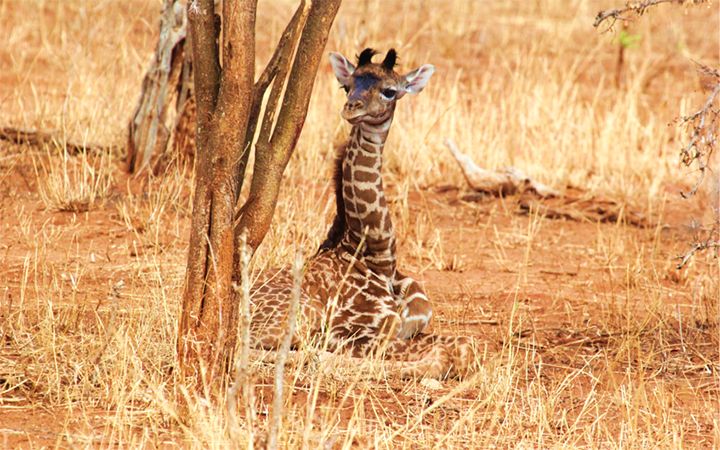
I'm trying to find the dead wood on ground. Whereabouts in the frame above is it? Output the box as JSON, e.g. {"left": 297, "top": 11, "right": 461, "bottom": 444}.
{"left": 445, "top": 139, "right": 651, "bottom": 228}
{"left": 0, "top": 127, "right": 114, "bottom": 154}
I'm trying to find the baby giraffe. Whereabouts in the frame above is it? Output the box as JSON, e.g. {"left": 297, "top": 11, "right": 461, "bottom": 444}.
{"left": 249, "top": 48, "right": 475, "bottom": 379}
{"left": 320, "top": 48, "right": 433, "bottom": 340}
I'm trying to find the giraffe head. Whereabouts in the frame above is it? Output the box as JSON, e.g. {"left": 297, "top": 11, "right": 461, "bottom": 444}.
{"left": 329, "top": 48, "right": 435, "bottom": 125}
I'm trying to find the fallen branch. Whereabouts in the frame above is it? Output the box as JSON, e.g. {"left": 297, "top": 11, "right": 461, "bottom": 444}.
{"left": 0, "top": 127, "right": 113, "bottom": 154}
{"left": 445, "top": 139, "right": 650, "bottom": 227}
{"left": 444, "top": 139, "right": 558, "bottom": 198}
{"left": 518, "top": 189, "right": 650, "bottom": 228}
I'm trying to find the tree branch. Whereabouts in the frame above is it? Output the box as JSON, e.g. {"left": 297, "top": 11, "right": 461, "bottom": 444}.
{"left": 236, "top": 0, "right": 341, "bottom": 252}
{"left": 594, "top": 0, "right": 707, "bottom": 30}
{"left": 236, "top": 1, "right": 309, "bottom": 200}
{"left": 679, "top": 64, "right": 720, "bottom": 198}
{"left": 593, "top": 2, "right": 719, "bottom": 268}
{"left": 254, "top": 3, "right": 308, "bottom": 107}
{"left": 257, "top": 2, "right": 310, "bottom": 147}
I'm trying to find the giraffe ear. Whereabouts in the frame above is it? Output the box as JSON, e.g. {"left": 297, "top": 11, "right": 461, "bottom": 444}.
{"left": 402, "top": 64, "right": 435, "bottom": 95}
{"left": 329, "top": 52, "right": 355, "bottom": 87}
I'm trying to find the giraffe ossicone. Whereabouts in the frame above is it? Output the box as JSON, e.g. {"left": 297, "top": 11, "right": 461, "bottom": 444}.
{"left": 249, "top": 48, "right": 476, "bottom": 379}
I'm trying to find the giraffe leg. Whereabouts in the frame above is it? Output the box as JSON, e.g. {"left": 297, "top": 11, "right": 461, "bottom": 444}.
{"left": 249, "top": 272, "right": 321, "bottom": 350}
{"left": 393, "top": 272, "right": 433, "bottom": 340}
{"left": 249, "top": 302, "right": 320, "bottom": 350}
{"left": 382, "top": 334, "right": 478, "bottom": 380}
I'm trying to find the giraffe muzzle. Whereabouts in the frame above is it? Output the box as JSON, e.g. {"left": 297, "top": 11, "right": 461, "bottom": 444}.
{"left": 342, "top": 104, "right": 392, "bottom": 125}
{"left": 342, "top": 103, "right": 368, "bottom": 123}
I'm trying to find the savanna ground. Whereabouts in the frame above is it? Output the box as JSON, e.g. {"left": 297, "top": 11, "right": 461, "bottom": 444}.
{"left": 1, "top": 0, "right": 719, "bottom": 447}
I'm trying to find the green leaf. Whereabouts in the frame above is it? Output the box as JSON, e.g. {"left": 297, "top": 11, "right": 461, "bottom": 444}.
{"left": 618, "top": 30, "right": 641, "bottom": 49}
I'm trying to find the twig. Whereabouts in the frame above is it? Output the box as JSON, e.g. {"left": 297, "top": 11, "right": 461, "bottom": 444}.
{"left": 676, "top": 65, "right": 720, "bottom": 267}
{"left": 227, "top": 233, "right": 255, "bottom": 448}
{"left": 434, "top": 317, "right": 500, "bottom": 326}
{"left": 594, "top": 0, "right": 707, "bottom": 30}
{"left": 539, "top": 269, "right": 579, "bottom": 277}
{"left": 266, "top": 251, "right": 303, "bottom": 450}
{"left": 676, "top": 239, "right": 720, "bottom": 269}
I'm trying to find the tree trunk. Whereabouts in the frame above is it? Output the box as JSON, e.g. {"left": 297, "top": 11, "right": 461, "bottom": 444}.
{"left": 177, "top": 0, "right": 255, "bottom": 388}
{"left": 176, "top": 0, "right": 341, "bottom": 391}
{"left": 126, "top": 0, "right": 194, "bottom": 175}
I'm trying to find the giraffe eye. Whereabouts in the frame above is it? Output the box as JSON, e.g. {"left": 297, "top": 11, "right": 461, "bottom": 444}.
{"left": 381, "top": 88, "right": 397, "bottom": 100}
{"left": 341, "top": 85, "right": 349, "bottom": 93}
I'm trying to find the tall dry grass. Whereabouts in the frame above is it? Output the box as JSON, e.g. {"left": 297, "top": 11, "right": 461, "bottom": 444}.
{"left": 0, "top": 0, "right": 718, "bottom": 448}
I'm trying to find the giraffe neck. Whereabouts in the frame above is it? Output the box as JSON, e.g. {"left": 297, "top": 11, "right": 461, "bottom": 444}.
{"left": 340, "top": 117, "right": 397, "bottom": 278}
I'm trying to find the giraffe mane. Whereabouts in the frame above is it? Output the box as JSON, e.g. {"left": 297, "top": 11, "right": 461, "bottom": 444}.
{"left": 318, "top": 143, "right": 347, "bottom": 253}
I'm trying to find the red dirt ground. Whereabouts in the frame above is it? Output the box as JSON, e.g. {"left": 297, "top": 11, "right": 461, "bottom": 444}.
{"left": 1, "top": 139, "right": 717, "bottom": 446}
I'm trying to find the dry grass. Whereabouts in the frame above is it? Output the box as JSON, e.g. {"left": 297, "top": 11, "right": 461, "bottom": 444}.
{"left": 33, "top": 146, "right": 114, "bottom": 212}
{"left": 0, "top": 0, "right": 719, "bottom": 448}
